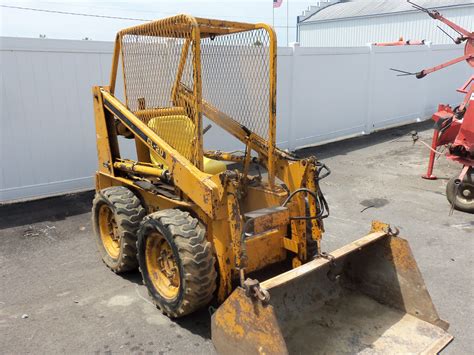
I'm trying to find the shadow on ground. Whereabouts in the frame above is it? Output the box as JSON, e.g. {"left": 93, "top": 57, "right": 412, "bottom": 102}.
{"left": 120, "top": 269, "right": 213, "bottom": 340}
{"left": 296, "top": 120, "right": 432, "bottom": 160}
{"left": 0, "top": 190, "right": 94, "bottom": 229}
{"left": 175, "top": 308, "right": 212, "bottom": 340}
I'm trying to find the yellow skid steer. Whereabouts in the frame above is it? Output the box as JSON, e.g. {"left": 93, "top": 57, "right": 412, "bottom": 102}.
{"left": 91, "top": 15, "right": 452, "bottom": 354}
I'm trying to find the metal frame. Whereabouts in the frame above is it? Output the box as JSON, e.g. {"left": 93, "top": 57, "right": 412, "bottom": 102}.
{"left": 93, "top": 14, "right": 326, "bottom": 302}
{"left": 108, "top": 15, "right": 278, "bottom": 184}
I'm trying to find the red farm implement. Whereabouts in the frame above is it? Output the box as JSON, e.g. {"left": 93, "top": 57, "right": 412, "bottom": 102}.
{"left": 392, "top": 1, "right": 473, "bottom": 212}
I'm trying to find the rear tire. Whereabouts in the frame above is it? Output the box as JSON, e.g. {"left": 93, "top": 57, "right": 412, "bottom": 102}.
{"left": 137, "top": 209, "right": 217, "bottom": 318}
{"left": 446, "top": 171, "right": 474, "bottom": 213}
{"left": 92, "top": 186, "right": 146, "bottom": 272}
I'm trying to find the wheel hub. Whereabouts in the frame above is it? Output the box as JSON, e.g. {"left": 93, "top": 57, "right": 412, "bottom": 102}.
{"left": 145, "top": 233, "right": 180, "bottom": 299}
{"left": 98, "top": 204, "right": 121, "bottom": 258}
{"left": 457, "top": 182, "right": 474, "bottom": 204}
{"left": 158, "top": 246, "right": 179, "bottom": 286}
{"left": 461, "top": 188, "right": 472, "bottom": 198}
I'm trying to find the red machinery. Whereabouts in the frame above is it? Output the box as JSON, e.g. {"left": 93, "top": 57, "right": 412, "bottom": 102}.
{"left": 393, "top": 1, "right": 473, "bottom": 212}
{"left": 373, "top": 38, "right": 425, "bottom": 46}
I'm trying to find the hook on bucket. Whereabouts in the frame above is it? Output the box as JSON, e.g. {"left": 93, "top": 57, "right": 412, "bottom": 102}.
{"left": 243, "top": 278, "right": 271, "bottom": 304}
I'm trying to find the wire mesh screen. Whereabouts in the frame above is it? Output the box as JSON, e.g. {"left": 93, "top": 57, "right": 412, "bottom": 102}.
{"left": 120, "top": 25, "right": 194, "bottom": 122}
{"left": 117, "top": 17, "right": 273, "bottom": 161}
{"left": 119, "top": 17, "right": 198, "bottom": 161}
{"left": 201, "top": 29, "right": 271, "bottom": 141}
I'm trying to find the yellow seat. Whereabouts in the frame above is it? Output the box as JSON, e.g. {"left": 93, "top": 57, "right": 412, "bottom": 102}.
{"left": 202, "top": 157, "right": 228, "bottom": 175}
{"left": 147, "top": 115, "right": 226, "bottom": 175}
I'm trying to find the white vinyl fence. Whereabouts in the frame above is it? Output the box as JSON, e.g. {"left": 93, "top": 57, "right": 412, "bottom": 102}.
{"left": 0, "top": 37, "right": 470, "bottom": 202}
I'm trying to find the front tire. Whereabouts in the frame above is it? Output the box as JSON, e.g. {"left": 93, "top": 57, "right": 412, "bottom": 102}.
{"left": 137, "top": 209, "right": 217, "bottom": 318}
{"left": 92, "top": 186, "right": 146, "bottom": 272}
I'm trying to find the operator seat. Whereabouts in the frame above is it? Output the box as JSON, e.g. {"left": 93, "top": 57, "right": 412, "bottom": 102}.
{"left": 147, "top": 115, "right": 226, "bottom": 175}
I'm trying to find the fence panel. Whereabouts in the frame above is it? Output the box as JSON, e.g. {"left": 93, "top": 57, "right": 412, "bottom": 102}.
{"left": 289, "top": 46, "right": 371, "bottom": 149}
{"left": 0, "top": 37, "right": 468, "bottom": 202}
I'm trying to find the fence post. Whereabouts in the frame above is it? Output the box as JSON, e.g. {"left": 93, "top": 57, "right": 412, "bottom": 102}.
{"left": 364, "top": 43, "right": 375, "bottom": 135}
{"left": 288, "top": 42, "right": 299, "bottom": 151}
{"left": 422, "top": 41, "right": 432, "bottom": 118}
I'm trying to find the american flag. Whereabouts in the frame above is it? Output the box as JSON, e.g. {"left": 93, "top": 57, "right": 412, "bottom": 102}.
{"left": 273, "top": 0, "right": 283, "bottom": 8}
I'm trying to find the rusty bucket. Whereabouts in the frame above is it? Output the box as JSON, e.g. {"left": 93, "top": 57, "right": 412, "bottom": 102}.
{"left": 211, "top": 230, "right": 452, "bottom": 354}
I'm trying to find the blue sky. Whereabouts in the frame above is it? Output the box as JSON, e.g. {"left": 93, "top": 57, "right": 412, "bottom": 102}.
{"left": 0, "top": 0, "right": 313, "bottom": 44}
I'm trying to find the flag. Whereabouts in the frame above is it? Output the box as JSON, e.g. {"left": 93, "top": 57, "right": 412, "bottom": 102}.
{"left": 273, "top": 0, "right": 283, "bottom": 8}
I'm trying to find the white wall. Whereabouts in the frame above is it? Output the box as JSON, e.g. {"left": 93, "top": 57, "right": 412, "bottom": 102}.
{"left": 299, "top": 6, "right": 474, "bottom": 47}
{"left": 0, "top": 37, "right": 132, "bottom": 202}
{"left": 0, "top": 37, "right": 470, "bottom": 202}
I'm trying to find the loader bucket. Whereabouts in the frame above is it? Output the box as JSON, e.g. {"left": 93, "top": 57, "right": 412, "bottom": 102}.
{"left": 212, "top": 231, "right": 452, "bottom": 354}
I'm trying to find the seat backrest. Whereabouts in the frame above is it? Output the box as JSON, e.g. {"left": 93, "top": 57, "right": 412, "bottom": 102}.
{"left": 147, "top": 115, "right": 195, "bottom": 166}
{"left": 147, "top": 114, "right": 227, "bottom": 175}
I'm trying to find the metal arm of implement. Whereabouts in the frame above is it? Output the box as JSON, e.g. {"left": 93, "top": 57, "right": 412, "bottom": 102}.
{"left": 406, "top": 1, "right": 474, "bottom": 79}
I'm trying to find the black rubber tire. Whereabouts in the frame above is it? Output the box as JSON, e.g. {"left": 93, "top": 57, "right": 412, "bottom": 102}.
{"left": 446, "top": 172, "right": 474, "bottom": 213}
{"left": 92, "top": 186, "right": 146, "bottom": 272}
{"left": 137, "top": 209, "right": 217, "bottom": 318}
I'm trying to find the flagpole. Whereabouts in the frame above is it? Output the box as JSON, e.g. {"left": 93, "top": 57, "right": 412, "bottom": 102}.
{"left": 273, "top": 1, "right": 275, "bottom": 29}
{"left": 286, "top": 0, "right": 289, "bottom": 46}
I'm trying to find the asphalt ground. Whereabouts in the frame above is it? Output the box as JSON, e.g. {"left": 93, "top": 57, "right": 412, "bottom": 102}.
{"left": 1, "top": 121, "right": 472, "bottom": 354}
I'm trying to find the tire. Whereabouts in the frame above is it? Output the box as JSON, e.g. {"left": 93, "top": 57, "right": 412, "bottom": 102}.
{"left": 446, "top": 171, "right": 474, "bottom": 213}
{"left": 92, "top": 186, "right": 146, "bottom": 272}
{"left": 137, "top": 209, "right": 217, "bottom": 318}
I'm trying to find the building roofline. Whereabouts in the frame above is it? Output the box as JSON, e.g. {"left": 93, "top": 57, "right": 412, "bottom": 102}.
{"left": 299, "top": 1, "right": 474, "bottom": 25}
{"left": 298, "top": 1, "right": 342, "bottom": 23}
{"left": 299, "top": 1, "right": 342, "bottom": 23}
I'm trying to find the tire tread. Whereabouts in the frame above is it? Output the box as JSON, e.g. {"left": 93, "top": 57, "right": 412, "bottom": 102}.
{"left": 92, "top": 186, "right": 145, "bottom": 273}
{"left": 138, "top": 209, "right": 217, "bottom": 317}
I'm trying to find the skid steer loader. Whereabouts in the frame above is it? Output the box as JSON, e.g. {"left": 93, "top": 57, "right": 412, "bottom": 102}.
{"left": 91, "top": 15, "right": 452, "bottom": 354}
